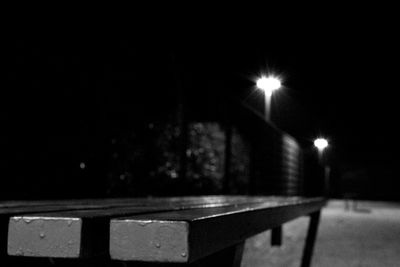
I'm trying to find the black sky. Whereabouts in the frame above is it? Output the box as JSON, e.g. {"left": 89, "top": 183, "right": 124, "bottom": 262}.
{"left": 4, "top": 13, "right": 399, "bottom": 172}
{"left": 170, "top": 19, "right": 399, "bottom": 169}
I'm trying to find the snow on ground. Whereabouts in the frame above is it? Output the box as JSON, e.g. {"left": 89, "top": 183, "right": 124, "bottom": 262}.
{"left": 241, "top": 200, "right": 400, "bottom": 267}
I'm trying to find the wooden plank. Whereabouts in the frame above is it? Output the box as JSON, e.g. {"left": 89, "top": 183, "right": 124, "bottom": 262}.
{"left": 2, "top": 196, "right": 284, "bottom": 215}
{"left": 2, "top": 196, "right": 279, "bottom": 221}
{"left": 1, "top": 196, "right": 256, "bottom": 210}
{"left": 2, "top": 196, "right": 262, "bottom": 259}
{"left": 0, "top": 198, "right": 152, "bottom": 208}
{"left": 110, "top": 198, "right": 326, "bottom": 263}
{"left": 6, "top": 196, "right": 279, "bottom": 258}
{"left": 2, "top": 202, "right": 150, "bottom": 259}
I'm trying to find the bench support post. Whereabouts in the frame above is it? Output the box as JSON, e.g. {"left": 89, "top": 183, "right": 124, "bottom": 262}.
{"left": 271, "top": 226, "right": 282, "bottom": 246}
{"left": 300, "top": 210, "right": 321, "bottom": 267}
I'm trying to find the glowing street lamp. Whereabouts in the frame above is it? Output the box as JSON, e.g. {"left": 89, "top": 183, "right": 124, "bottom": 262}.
{"left": 256, "top": 76, "right": 281, "bottom": 95}
{"left": 314, "top": 138, "right": 329, "bottom": 162}
{"left": 314, "top": 137, "right": 330, "bottom": 197}
{"left": 256, "top": 75, "right": 282, "bottom": 121}
{"left": 314, "top": 138, "right": 328, "bottom": 152}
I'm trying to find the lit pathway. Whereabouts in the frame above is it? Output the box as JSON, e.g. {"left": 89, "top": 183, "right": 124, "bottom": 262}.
{"left": 242, "top": 200, "right": 400, "bottom": 267}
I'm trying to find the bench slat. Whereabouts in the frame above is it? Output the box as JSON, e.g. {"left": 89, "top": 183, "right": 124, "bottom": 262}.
{"left": 1, "top": 196, "right": 266, "bottom": 211}
{"left": 6, "top": 196, "right": 276, "bottom": 258}
{"left": 2, "top": 196, "right": 265, "bottom": 258}
{"left": 109, "top": 197, "right": 326, "bottom": 263}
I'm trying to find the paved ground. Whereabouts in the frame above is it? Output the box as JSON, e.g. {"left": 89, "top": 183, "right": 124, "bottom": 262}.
{"left": 241, "top": 200, "right": 400, "bottom": 267}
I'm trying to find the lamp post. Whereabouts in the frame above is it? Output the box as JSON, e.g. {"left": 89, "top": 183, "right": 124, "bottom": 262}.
{"left": 313, "top": 138, "right": 330, "bottom": 197}
{"left": 314, "top": 138, "right": 329, "bottom": 163}
{"left": 256, "top": 75, "right": 281, "bottom": 121}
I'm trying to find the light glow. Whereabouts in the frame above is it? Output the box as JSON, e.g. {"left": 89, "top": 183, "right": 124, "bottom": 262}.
{"left": 256, "top": 76, "right": 282, "bottom": 95}
{"left": 314, "top": 138, "right": 329, "bottom": 151}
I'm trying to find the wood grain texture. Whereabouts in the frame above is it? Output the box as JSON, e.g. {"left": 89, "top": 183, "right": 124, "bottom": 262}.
{"left": 8, "top": 217, "right": 82, "bottom": 258}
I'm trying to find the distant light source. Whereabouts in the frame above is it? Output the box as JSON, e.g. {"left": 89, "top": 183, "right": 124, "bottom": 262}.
{"left": 256, "top": 76, "right": 282, "bottom": 95}
{"left": 80, "top": 162, "right": 86, "bottom": 169}
{"left": 314, "top": 138, "right": 329, "bottom": 151}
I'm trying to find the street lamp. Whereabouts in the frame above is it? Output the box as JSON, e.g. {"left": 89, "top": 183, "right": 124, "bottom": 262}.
{"left": 313, "top": 137, "right": 330, "bottom": 197}
{"left": 313, "top": 138, "right": 329, "bottom": 162}
{"left": 256, "top": 75, "right": 282, "bottom": 121}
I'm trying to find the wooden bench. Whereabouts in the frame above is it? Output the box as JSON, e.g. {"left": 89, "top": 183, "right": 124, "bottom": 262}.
{"left": 1, "top": 196, "right": 326, "bottom": 266}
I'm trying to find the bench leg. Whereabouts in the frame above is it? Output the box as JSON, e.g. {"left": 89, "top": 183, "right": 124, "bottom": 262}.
{"left": 300, "top": 211, "right": 321, "bottom": 267}
{"left": 271, "top": 226, "right": 282, "bottom": 246}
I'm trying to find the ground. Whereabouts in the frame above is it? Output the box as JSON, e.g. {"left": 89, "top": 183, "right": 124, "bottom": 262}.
{"left": 241, "top": 200, "right": 400, "bottom": 267}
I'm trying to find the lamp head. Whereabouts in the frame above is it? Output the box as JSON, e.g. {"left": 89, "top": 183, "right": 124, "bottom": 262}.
{"left": 256, "top": 76, "right": 281, "bottom": 95}
{"left": 314, "top": 138, "right": 329, "bottom": 151}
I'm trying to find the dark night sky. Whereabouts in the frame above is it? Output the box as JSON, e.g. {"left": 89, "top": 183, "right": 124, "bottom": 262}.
{"left": 170, "top": 19, "right": 399, "bottom": 170}
{"left": 3, "top": 12, "right": 399, "bottom": 185}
